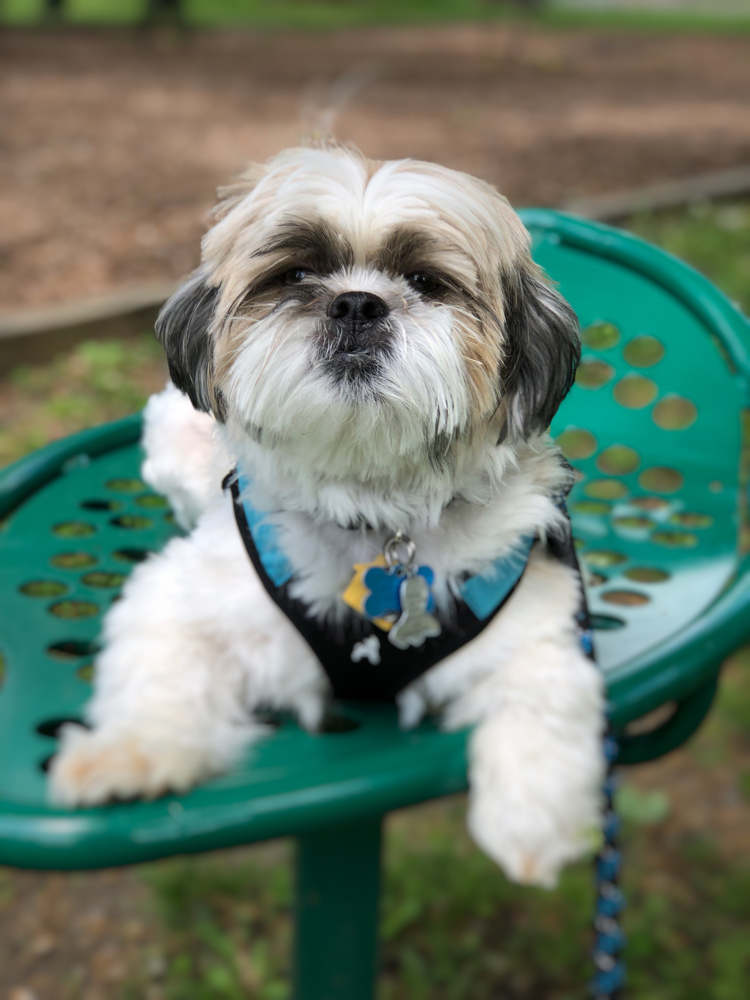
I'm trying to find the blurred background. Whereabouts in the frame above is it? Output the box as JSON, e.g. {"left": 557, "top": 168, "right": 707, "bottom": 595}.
{"left": 1, "top": 2, "right": 750, "bottom": 998}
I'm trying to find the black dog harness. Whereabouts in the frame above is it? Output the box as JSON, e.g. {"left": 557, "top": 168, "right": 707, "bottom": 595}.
{"left": 227, "top": 468, "right": 590, "bottom": 702}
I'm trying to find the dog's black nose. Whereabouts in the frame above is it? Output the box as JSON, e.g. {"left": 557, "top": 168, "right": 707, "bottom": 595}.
{"left": 328, "top": 292, "right": 389, "bottom": 326}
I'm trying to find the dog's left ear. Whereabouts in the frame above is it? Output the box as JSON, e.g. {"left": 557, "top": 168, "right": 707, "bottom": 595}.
{"left": 155, "top": 270, "right": 226, "bottom": 421}
{"left": 500, "top": 264, "right": 580, "bottom": 439}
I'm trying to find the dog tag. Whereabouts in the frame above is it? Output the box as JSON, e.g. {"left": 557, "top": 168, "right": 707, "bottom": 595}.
{"left": 388, "top": 575, "right": 442, "bottom": 649}
{"left": 343, "top": 554, "right": 436, "bottom": 630}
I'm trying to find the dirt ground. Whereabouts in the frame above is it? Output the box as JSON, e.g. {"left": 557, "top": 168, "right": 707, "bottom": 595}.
{"left": 2, "top": 24, "right": 750, "bottom": 311}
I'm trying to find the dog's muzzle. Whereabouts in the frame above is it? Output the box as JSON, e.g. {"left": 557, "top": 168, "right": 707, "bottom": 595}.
{"left": 321, "top": 292, "right": 392, "bottom": 380}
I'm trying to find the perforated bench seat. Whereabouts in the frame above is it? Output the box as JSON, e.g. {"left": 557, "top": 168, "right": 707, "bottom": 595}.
{"left": 1, "top": 211, "right": 749, "bottom": 1000}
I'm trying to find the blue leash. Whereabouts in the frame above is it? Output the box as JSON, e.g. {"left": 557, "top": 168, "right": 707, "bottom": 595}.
{"left": 578, "top": 615, "right": 626, "bottom": 998}
{"left": 553, "top": 494, "right": 627, "bottom": 998}
{"left": 591, "top": 729, "right": 626, "bottom": 997}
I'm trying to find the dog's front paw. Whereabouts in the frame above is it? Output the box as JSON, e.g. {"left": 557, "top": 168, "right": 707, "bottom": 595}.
{"left": 467, "top": 714, "right": 603, "bottom": 888}
{"left": 49, "top": 724, "right": 216, "bottom": 807}
{"left": 468, "top": 790, "right": 598, "bottom": 889}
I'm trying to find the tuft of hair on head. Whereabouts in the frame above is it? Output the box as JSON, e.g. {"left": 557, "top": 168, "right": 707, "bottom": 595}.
{"left": 154, "top": 270, "right": 226, "bottom": 422}
{"left": 499, "top": 262, "right": 581, "bottom": 440}
{"left": 211, "top": 162, "right": 267, "bottom": 223}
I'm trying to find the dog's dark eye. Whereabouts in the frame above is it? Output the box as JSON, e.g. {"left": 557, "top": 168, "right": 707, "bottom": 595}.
{"left": 405, "top": 272, "right": 441, "bottom": 296}
{"left": 284, "top": 267, "right": 310, "bottom": 284}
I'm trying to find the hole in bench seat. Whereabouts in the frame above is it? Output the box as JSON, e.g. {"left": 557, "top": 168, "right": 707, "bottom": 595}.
{"left": 110, "top": 516, "right": 154, "bottom": 530}
{"left": 590, "top": 614, "right": 625, "bottom": 631}
{"left": 36, "top": 717, "right": 89, "bottom": 738}
{"left": 81, "top": 500, "right": 122, "bottom": 511}
{"left": 50, "top": 552, "right": 98, "bottom": 569}
{"left": 47, "top": 640, "right": 99, "bottom": 661}
{"left": 20, "top": 580, "right": 69, "bottom": 598}
{"left": 320, "top": 710, "right": 360, "bottom": 734}
{"left": 49, "top": 600, "right": 99, "bottom": 619}
{"left": 112, "top": 548, "right": 150, "bottom": 563}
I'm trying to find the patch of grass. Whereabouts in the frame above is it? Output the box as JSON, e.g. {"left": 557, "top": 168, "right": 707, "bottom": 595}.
{"left": 539, "top": 8, "right": 750, "bottom": 36}
{"left": 717, "top": 645, "right": 750, "bottom": 735}
{"left": 380, "top": 802, "right": 593, "bottom": 1000}
{"left": 615, "top": 784, "right": 670, "bottom": 826}
{"left": 626, "top": 200, "right": 750, "bottom": 316}
{"left": 623, "top": 834, "right": 750, "bottom": 1000}
{"left": 0, "top": 869, "right": 15, "bottom": 910}
{"left": 140, "top": 845, "right": 293, "bottom": 999}
{"left": 0, "top": 333, "right": 167, "bottom": 467}
{"left": 2, "top": 0, "right": 750, "bottom": 33}
{"left": 133, "top": 795, "right": 750, "bottom": 1000}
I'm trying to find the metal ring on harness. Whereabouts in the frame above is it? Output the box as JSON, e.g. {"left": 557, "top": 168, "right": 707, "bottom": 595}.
{"left": 384, "top": 531, "right": 416, "bottom": 571}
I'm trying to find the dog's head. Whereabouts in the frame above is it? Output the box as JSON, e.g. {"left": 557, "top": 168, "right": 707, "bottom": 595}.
{"left": 157, "top": 144, "right": 579, "bottom": 483}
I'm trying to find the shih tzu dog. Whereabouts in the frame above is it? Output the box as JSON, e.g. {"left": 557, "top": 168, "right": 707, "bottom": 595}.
{"left": 50, "top": 143, "right": 604, "bottom": 888}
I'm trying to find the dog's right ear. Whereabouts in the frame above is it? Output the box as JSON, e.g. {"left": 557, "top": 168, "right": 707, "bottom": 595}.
{"left": 155, "top": 270, "right": 224, "bottom": 421}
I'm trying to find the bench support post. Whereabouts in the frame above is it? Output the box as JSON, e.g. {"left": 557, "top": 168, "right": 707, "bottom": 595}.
{"left": 294, "top": 815, "right": 382, "bottom": 1000}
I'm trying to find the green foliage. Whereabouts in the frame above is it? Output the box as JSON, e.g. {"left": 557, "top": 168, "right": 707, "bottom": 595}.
{"left": 615, "top": 785, "right": 670, "bottom": 826}
{"left": 134, "top": 796, "right": 750, "bottom": 1000}
{"left": 2, "top": 0, "right": 750, "bottom": 32}
{"left": 0, "top": 333, "right": 167, "bottom": 467}
{"left": 539, "top": 8, "right": 750, "bottom": 35}
{"left": 717, "top": 644, "right": 750, "bottom": 733}
{"left": 627, "top": 201, "right": 750, "bottom": 317}
{"left": 140, "top": 846, "right": 293, "bottom": 999}
{"left": 623, "top": 830, "right": 750, "bottom": 1000}
{"left": 0, "top": 868, "right": 14, "bottom": 910}
{"left": 379, "top": 802, "right": 593, "bottom": 999}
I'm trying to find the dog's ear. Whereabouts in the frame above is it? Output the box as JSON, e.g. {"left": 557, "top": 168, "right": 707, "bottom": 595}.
{"left": 155, "top": 270, "right": 225, "bottom": 421}
{"left": 500, "top": 265, "right": 580, "bottom": 439}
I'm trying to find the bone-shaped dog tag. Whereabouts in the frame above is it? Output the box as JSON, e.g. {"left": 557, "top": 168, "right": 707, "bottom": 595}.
{"left": 388, "top": 574, "right": 441, "bottom": 649}
{"left": 350, "top": 635, "right": 381, "bottom": 665}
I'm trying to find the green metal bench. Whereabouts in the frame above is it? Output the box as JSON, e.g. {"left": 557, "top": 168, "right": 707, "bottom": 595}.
{"left": 1, "top": 210, "right": 749, "bottom": 999}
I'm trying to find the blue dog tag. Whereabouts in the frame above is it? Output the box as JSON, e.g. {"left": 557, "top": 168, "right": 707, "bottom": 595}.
{"left": 362, "top": 564, "right": 435, "bottom": 618}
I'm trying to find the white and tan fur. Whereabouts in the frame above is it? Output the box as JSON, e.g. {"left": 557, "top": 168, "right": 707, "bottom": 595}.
{"left": 50, "top": 144, "right": 604, "bottom": 888}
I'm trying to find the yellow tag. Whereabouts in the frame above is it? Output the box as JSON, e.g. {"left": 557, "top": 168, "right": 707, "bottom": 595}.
{"left": 342, "top": 554, "right": 395, "bottom": 632}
